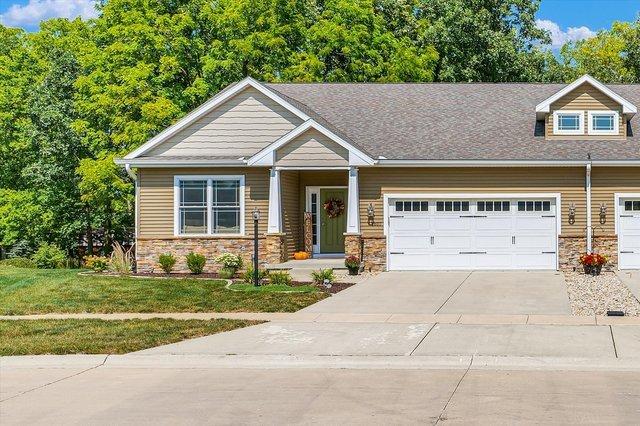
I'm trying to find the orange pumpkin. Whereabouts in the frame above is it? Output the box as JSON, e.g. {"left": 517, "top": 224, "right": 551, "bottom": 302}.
{"left": 293, "top": 251, "right": 310, "bottom": 260}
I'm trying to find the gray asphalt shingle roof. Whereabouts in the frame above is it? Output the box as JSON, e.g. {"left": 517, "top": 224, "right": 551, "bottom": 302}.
{"left": 266, "top": 83, "right": 640, "bottom": 161}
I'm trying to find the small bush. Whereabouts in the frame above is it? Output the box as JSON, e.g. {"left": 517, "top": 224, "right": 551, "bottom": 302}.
{"left": 268, "top": 271, "right": 292, "bottom": 286}
{"left": 110, "top": 242, "right": 133, "bottom": 274}
{"left": 311, "top": 268, "right": 335, "bottom": 285}
{"left": 158, "top": 253, "right": 176, "bottom": 274}
{"left": 7, "top": 240, "right": 35, "bottom": 259}
{"left": 344, "top": 255, "right": 360, "bottom": 269}
{"left": 215, "top": 253, "right": 243, "bottom": 270}
{"left": 186, "top": 252, "right": 206, "bottom": 274}
{"left": 242, "top": 266, "right": 268, "bottom": 284}
{"left": 218, "top": 267, "right": 236, "bottom": 279}
{"left": 31, "top": 243, "right": 66, "bottom": 269}
{"left": 0, "top": 257, "right": 37, "bottom": 268}
{"left": 84, "top": 255, "right": 110, "bottom": 272}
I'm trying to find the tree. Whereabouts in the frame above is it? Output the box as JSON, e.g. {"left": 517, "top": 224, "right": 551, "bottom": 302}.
{"left": 417, "top": 0, "right": 551, "bottom": 82}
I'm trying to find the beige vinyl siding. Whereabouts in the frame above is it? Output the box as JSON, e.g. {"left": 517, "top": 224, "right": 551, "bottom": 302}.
{"left": 591, "top": 167, "right": 640, "bottom": 236}
{"left": 546, "top": 83, "right": 625, "bottom": 140}
{"left": 276, "top": 129, "right": 349, "bottom": 167}
{"left": 358, "top": 167, "right": 587, "bottom": 238}
{"left": 145, "top": 87, "right": 303, "bottom": 158}
{"left": 281, "top": 171, "right": 301, "bottom": 257}
{"left": 138, "top": 167, "right": 269, "bottom": 239}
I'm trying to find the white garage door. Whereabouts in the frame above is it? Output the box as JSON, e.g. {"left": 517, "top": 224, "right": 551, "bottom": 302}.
{"left": 618, "top": 197, "right": 640, "bottom": 269}
{"left": 387, "top": 197, "right": 557, "bottom": 270}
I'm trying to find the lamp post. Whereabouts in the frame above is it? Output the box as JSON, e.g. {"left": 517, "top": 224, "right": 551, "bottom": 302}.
{"left": 252, "top": 208, "right": 260, "bottom": 286}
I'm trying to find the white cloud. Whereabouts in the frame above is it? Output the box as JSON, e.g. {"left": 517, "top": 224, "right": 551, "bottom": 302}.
{"left": 0, "top": 0, "right": 98, "bottom": 28}
{"left": 536, "top": 19, "right": 596, "bottom": 48}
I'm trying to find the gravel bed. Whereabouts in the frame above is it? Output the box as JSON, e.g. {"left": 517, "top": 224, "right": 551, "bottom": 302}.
{"left": 563, "top": 271, "right": 640, "bottom": 316}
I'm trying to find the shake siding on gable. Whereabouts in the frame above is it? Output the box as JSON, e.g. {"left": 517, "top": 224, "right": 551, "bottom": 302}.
{"left": 144, "top": 87, "right": 304, "bottom": 158}
{"left": 546, "top": 83, "right": 626, "bottom": 140}
{"left": 358, "top": 167, "right": 587, "bottom": 238}
{"left": 138, "top": 168, "right": 269, "bottom": 238}
{"left": 275, "top": 129, "right": 349, "bottom": 167}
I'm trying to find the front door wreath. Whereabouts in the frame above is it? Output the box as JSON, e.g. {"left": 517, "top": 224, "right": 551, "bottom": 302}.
{"left": 323, "top": 198, "right": 345, "bottom": 218}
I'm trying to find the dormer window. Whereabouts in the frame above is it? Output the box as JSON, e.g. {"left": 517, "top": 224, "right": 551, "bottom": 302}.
{"left": 553, "top": 111, "right": 584, "bottom": 135}
{"left": 588, "top": 111, "right": 618, "bottom": 135}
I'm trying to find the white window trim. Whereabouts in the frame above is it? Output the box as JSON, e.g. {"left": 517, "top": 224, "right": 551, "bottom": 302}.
{"left": 553, "top": 110, "right": 584, "bottom": 135}
{"left": 173, "top": 175, "right": 245, "bottom": 237}
{"left": 588, "top": 110, "right": 619, "bottom": 135}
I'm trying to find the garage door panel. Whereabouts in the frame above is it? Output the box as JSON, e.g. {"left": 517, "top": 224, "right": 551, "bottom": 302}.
{"left": 433, "top": 216, "right": 472, "bottom": 230}
{"left": 390, "top": 235, "right": 429, "bottom": 250}
{"left": 388, "top": 254, "right": 431, "bottom": 270}
{"left": 433, "top": 236, "right": 473, "bottom": 250}
{"left": 617, "top": 199, "right": 640, "bottom": 269}
{"left": 514, "top": 216, "right": 556, "bottom": 231}
{"left": 515, "top": 234, "right": 556, "bottom": 251}
{"left": 389, "top": 216, "right": 428, "bottom": 231}
{"left": 475, "top": 217, "right": 513, "bottom": 231}
{"left": 432, "top": 253, "right": 473, "bottom": 268}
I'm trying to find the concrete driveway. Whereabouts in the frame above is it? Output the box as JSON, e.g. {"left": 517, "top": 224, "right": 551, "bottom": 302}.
{"left": 303, "top": 271, "right": 571, "bottom": 315}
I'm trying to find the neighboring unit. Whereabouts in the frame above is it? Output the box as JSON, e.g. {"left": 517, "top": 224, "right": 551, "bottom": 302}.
{"left": 117, "top": 75, "right": 640, "bottom": 273}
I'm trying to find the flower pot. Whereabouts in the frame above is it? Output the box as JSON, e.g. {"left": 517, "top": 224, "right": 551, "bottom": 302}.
{"left": 591, "top": 265, "right": 603, "bottom": 276}
{"left": 347, "top": 267, "right": 359, "bottom": 276}
{"left": 583, "top": 264, "right": 592, "bottom": 275}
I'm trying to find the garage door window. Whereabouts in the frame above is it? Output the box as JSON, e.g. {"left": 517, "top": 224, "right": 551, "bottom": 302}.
{"left": 517, "top": 200, "right": 551, "bottom": 212}
{"left": 477, "top": 201, "right": 510, "bottom": 212}
{"left": 624, "top": 200, "right": 640, "bottom": 211}
{"left": 395, "top": 201, "right": 428, "bottom": 212}
{"left": 436, "top": 201, "right": 469, "bottom": 212}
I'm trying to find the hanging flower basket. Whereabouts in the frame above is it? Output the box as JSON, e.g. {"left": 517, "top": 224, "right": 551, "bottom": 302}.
{"left": 579, "top": 253, "right": 608, "bottom": 276}
{"left": 323, "top": 198, "right": 345, "bottom": 219}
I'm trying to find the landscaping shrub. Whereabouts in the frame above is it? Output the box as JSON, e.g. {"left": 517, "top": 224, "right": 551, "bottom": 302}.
{"left": 110, "top": 242, "right": 133, "bottom": 274}
{"left": 218, "top": 267, "right": 236, "bottom": 279}
{"left": 186, "top": 252, "right": 206, "bottom": 274}
{"left": 7, "top": 240, "right": 35, "bottom": 259}
{"left": 0, "top": 257, "right": 37, "bottom": 268}
{"left": 311, "top": 268, "right": 335, "bottom": 285}
{"left": 31, "top": 243, "right": 66, "bottom": 269}
{"left": 242, "top": 266, "right": 268, "bottom": 284}
{"left": 268, "top": 271, "right": 292, "bottom": 286}
{"left": 215, "top": 253, "right": 243, "bottom": 270}
{"left": 158, "top": 253, "right": 176, "bottom": 274}
{"left": 84, "top": 255, "right": 110, "bottom": 272}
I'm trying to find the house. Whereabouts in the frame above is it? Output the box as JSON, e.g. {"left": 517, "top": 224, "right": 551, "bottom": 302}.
{"left": 116, "top": 75, "right": 640, "bottom": 273}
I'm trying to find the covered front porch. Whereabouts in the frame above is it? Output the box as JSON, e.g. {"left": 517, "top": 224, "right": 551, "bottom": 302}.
{"left": 264, "top": 167, "right": 362, "bottom": 264}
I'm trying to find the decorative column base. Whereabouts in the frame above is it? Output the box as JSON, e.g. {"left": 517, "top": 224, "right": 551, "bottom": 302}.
{"left": 264, "top": 233, "right": 287, "bottom": 265}
{"left": 303, "top": 212, "right": 313, "bottom": 257}
{"left": 344, "top": 233, "right": 362, "bottom": 260}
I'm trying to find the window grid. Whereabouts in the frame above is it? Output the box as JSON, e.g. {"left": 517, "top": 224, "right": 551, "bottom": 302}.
{"left": 477, "top": 201, "right": 510, "bottom": 212}
{"left": 311, "top": 193, "right": 318, "bottom": 245}
{"left": 436, "top": 201, "right": 469, "bottom": 212}
{"left": 517, "top": 200, "right": 551, "bottom": 212}
{"left": 592, "top": 114, "right": 614, "bottom": 131}
{"left": 557, "top": 113, "right": 581, "bottom": 131}
{"left": 395, "top": 200, "right": 428, "bottom": 212}
{"left": 624, "top": 200, "right": 640, "bottom": 211}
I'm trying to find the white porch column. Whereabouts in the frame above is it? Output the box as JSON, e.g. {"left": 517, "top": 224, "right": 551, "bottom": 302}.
{"left": 346, "top": 166, "right": 360, "bottom": 234}
{"left": 267, "top": 168, "right": 282, "bottom": 233}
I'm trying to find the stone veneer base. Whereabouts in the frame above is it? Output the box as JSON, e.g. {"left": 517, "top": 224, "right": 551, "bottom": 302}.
{"left": 558, "top": 235, "right": 618, "bottom": 271}
{"left": 136, "top": 237, "right": 267, "bottom": 274}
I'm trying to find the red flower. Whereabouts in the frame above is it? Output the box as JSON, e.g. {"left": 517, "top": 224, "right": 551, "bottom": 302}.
{"left": 579, "top": 253, "right": 608, "bottom": 266}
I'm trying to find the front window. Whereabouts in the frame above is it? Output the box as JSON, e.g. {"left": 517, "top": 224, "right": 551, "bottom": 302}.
{"left": 554, "top": 111, "right": 583, "bottom": 134}
{"left": 588, "top": 111, "right": 618, "bottom": 135}
{"left": 176, "top": 176, "right": 244, "bottom": 235}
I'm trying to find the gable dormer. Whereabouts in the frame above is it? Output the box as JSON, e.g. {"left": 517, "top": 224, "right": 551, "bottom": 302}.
{"left": 536, "top": 75, "right": 637, "bottom": 140}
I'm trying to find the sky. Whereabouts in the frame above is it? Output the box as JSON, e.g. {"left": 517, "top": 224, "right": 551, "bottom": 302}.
{"left": 0, "top": 0, "right": 639, "bottom": 46}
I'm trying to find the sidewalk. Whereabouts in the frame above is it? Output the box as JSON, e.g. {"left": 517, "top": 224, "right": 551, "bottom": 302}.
{"left": 3, "top": 312, "right": 640, "bottom": 325}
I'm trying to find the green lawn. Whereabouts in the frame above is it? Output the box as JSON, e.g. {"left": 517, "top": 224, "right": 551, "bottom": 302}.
{"left": 0, "top": 267, "right": 327, "bottom": 315}
{"left": 0, "top": 318, "right": 259, "bottom": 355}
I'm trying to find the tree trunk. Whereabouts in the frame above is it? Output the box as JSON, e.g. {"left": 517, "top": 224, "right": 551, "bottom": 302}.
{"left": 86, "top": 206, "right": 94, "bottom": 256}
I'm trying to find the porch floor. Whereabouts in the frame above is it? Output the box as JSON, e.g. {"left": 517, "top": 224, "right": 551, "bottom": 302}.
{"left": 266, "top": 258, "right": 346, "bottom": 271}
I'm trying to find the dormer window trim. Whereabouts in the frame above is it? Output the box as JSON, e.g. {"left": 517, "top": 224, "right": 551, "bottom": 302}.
{"left": 553, "top": 110, "right": 584, "bottom": 135}
{"left": 588, "top": 110, "right": 619, "bottom": 135}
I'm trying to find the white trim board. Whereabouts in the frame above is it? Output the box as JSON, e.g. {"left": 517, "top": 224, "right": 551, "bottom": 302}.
{"left": 247, "top": 119, "right": 375, "bottom": 166}
{"left": 124, "top": 77, "right": 310, "bottom": 160}
{"left": 536, "top": 74, "right": 637, "bottom": 118}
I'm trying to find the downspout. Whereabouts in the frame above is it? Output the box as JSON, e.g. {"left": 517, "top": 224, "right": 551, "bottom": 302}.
{"left": 125, "top": 164, "right": 138, "bottom": 240}
{"left": 586, "top": 162, "right": 592, "bottom": 253}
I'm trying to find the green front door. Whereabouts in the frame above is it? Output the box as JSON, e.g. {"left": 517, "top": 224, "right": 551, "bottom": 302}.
{"left": 320, "top": 188, "right": 347, "bottom": 253}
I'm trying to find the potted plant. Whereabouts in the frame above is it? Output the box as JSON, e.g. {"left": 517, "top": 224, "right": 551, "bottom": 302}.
{"left": 344, "top": 255, "right": 360, "bottom": 275}
{"left": 579, "top": 253, "right": 608, "bottom": 276}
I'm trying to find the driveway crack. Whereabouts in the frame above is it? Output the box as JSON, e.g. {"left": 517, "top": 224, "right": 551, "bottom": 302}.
{"left": 434, "top": 355, "right": 473, "bottom": 425}
{"left": 434, "top": 272, "right": 473, "bottom": 314}
{"left": 409, "top": 323, "right": 437, "bottom": 356}
{"left": 0, "top": 355, "right": 110, "bottom": 403}
{"left": 609, "top": 326, "right": 619, "bottom": 358}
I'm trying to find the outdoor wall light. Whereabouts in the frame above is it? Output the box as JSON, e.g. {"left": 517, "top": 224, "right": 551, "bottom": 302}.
{"left": 568, "top": 203, "right": 576, "bottom": 225}
{"left": 252, "top": 208, "right": 261, "bottom": 221}
{"left": 599, "top": 203, "right": 607, "bottom": 224}
{"left": 367, "top": 203, "right": 375, "bottom": 225}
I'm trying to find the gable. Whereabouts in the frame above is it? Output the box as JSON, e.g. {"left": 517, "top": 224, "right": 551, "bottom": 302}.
{"left": 143, "top": 86, "right": 304, "bottom": 158}
{"left": 552, "top": 82, "right": 623, "bottom": 112}
{"left": 275, "top": 128, "right": 349, "bottom": 167}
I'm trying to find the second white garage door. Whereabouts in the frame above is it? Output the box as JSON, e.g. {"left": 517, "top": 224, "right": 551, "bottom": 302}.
{"left": 387, "top": 196, "right": 558, "bottom": 270}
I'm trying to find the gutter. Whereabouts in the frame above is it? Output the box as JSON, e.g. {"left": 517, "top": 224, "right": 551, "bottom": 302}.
{"left": 375, "top": 159, "right": 640, "bottom": 167}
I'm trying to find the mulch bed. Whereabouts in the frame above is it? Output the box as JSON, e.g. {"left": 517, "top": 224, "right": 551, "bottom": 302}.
{"left": 130, "top": 272, "right": 355, "bottom": 294}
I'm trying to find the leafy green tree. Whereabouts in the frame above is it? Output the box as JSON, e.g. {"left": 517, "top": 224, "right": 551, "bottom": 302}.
{"left": 417, "top": 0, "right": 551, "bottom": 82}
{"left": 0, "top": 190, "right": 51, "bottom": 250}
